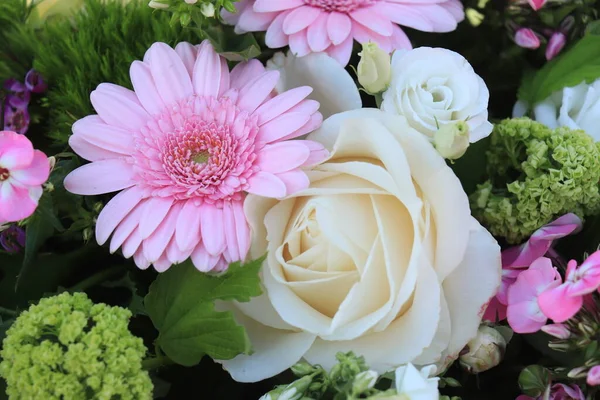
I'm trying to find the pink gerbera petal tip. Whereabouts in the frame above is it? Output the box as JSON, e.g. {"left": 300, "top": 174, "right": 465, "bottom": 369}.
{"left": 64, "top": 40, "right": 327, "bottom": 273}
{"left": 223, "top": 0, "right": 464, "bottom": 65}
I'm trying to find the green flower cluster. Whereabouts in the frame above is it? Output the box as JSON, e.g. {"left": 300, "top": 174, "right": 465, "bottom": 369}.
{"left": 471, "top": 118, "right": 600, "bottom": 244}
{"left": 0, "top": 292, "right": 153, "bottom": 399}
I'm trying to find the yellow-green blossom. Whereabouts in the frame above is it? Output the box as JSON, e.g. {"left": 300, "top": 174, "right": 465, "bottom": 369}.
{"left": 0, "top": 292, "right": 153, "bottom": 399}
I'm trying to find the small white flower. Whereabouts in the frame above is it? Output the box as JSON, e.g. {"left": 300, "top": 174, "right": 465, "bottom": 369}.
{"left": 513, "top": 79, "right": 600, "bottom": 141}
{"left": 394, "top": 364, "right": 440, "bottom": 400}
{"left": 381, "top": 47, "right": 492, "bottom": 143}
{"left": 353, "top": 370, "right": 379, "bottom": 393}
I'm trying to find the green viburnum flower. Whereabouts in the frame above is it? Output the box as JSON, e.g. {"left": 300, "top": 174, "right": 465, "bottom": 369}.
{"left": 148, "top": 0, "right": 238, "bottom": 27}
{"left": 471, "top": 118, "right": 600, "bottom": 244}
{"left": 0, "top": 292, "right": 153, "bottom": 399}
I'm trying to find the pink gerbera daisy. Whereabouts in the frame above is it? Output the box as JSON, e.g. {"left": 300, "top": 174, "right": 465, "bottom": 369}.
{"left": 64, "top": 40, "right": 327, "bottom": 273}
{"left": 223, "top": 0, "right": 465, "bottom": 65}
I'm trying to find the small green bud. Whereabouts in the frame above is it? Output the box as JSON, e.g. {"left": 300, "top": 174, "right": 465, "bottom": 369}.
{"left": 180, "top": 12, "right": 191, "bottom": 26}
{"left": 352, "top": 370, "right": 378, "bottom": 394}
{"left": 200, "top": 2, "right": 215, "bottom": 17}
{"left": 291, "top": 361, "right": 316, "bottom": 377}
{"left": 357, "top": 42, "right": 392, "bottom": 94}
{"left": 434, "top": 121, "right": 470, "bottom": 160}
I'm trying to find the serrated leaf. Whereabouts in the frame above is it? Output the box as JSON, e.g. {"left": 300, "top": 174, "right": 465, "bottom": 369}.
{"left": 144, "top": 256, "right": 265, "bottom": 366}
{"left": 518, "top": 34, "right": 600, "bottom": 107}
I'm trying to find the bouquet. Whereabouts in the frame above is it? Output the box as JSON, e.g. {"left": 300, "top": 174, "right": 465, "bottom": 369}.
{"left": 1, "top": 0, "right": 600, "bottom": 398}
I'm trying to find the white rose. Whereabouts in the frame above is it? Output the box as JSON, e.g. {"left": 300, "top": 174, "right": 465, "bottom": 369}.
{"left": 394, "top": 364, "right": 440, "bottom": 399}
{"left": 267, "top": 51, "right": 362, "bottom": 120}
{"left": 381, "top": 47, "right": 492, "bottom": 143}
{"left": 513, "top": 80, "right": 600, "bottom": 141}
{"left": 218, "top": 109, "right": 501, "bottom": 383}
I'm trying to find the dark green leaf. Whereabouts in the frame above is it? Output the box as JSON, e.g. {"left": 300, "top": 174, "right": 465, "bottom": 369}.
{"left": 17, "top": 192, "right": 61, "bottom": 289}
{"left": 518, "top": 365, "right": 551, "bottom": 397}
{"left": 144, "top": 256, "right": 265, "bottom": 366}
{"left": 202, "top": 24, "right": 261, "bottom": 61}
{"left": 101, "top": 272, "right": 146, "bottom": 316}
{"left": 518, "top": 34, "right": 600, "bottom": 107}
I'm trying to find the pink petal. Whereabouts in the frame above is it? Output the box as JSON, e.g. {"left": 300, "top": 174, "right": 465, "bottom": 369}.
{"left": 301, "top": 140, "right": 329, "bottom": 167}
{"left": 352, "top": 23, "right": 392, "bottom": 52}
{"left": 175, "top": 199, "right": 202, "bottom": 251}
{"left": 130, "top": 61, "right": 166, "bottom": 116}
{"left": 237, "top": 70, "right": 280, "bottom": 114}
{"left": 90, "top": 83, "right": 149, "bottom": 131}
{"left": 143, "top": 202, "right": 181, "bottom": 263}
{"left": 10, "top": 150, "right": 49, "bottom": 186}
{"left": 0, "top": 131, "right": 34, "bottom": 169}
{"left": 218, "top": 58, "right": 231, "bottom": 97}
{"left": 265, "top": 12, "right": 290, "bottom": 49}
{"left": 307, "top": 14, "right": 331, "bottom": 52}
{"left": 247, "top": 171, "right": 287, "bottom": 198}
{"left": 541, "top": 323, "right": 570, "bottom": 339}
{"left": 200, "top": 203, "right": 226, "bottom": 257}
{"left": 407, "top": 4, "right": 458, "bottom": 32}
{"left": 238, "top": 6, "right": 278, "bottom": 31}
{"left": 587, "top": 365, "right": 600, "bottom": 386}
{"left": 538, "top": 284, "right": 583, "bottom": 323}
{"left": 257, "top": 141, "right": 310, "bottom": 173}
{"left": 95, "top": 186, "right": 144, "bottom": 245}
{"left": 289, "top": 31, "right": 311, "bottom": 57}
{"left": 391, "top": 25, "right": 413, "bottom": 50}
{"left": 123, "top": 228, "right": 143, "bottom": 259}
{"left": 139, "top": 196, "right": 175, "bottom": 239}
{"left": 379, "top": 3, "right": 434, "bottom": 32}
{"left": 514, "top": 28, "right": 541, "bottom": 50}
{"left": 71, "top": 115, "right": 134, "bottom": 155}
{"left": 69, "top": 135, "right": 122, "bottom": 162}
{"left": 254, "top": 0, "right": 303, "bottom": 12}
{"left": 223, "top": 201, "right": 241, "bottom": 261}
{"left": 148, "top": 42, "right": 193, "bottom": 105}
{"left": 255, "top": 86, "right": 313, "bottom": 125}
{"left": 0, "top": 182, "right": 37, "bottom": 222}
{"left": 166, "top": 236, "right": 194, "bottom": 264}
{"left": 528, "top": 0, "right": 546, "bottom": 10}
{"left": 133, "top": 247, "right": 151, "bottom": 270}
{"left": 440, "top": 0, "right": 465, "bottom": 21}
{"left": 276, "top": 170, "right": 310, "bottom": 195}
{"left": 174, "top": 42, "right": 198, "bottom": 77}
{"left": 279, "top": 111, "right": 323, "bottom": 141}
{"left": 350, "top": 8, "right": 394, "bottom": 36}
{"left": 230, "top": 59, "right": 266, "bottom": 90}
{"left": 507, "top": 301, "right": 546, "bottom": 333}
{"left": 110, "top": 203, "right": 145, "bottom": 254}
{"left": 257, "top": 112, "right": 310, "bottom": 143}
{"left": 232, "top": 199, "right": 251, "bottom": 260}
{"left": 327, "top": 12, "right": 352, "bottom": 45}
{"left": 326, "top": 35, "right": 355, "bottom": 66}
{"left": 64, "top": 159, "right": 136, "bottom": 195}
{"left": 193, "top": 40, "right": 225, "bottom": 98}
{"left": 153, "top": 254, "right": 172, "bottom": 273}
{"left": 283, "top": 6, "right": 320, "bottom": 35}
{"left": 191, "top": 245, "right": 221, "bottom": 272}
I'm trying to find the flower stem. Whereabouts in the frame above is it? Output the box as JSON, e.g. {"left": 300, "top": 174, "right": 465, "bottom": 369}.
{"left": 67, "top": 265, "right": 123, "bottom": 293}
{"left": 0, "top": 306, "right": 17, "bottom": 317}
{"left": 142, "top": 355, "right": 175, "bottom": 371}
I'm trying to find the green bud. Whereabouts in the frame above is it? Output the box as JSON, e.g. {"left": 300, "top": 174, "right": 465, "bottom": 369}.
{"left": 291, "top": 361, "right": 316, "bottom": 377}
{"left": 180, "top": 12, "right": 191, "bottom": 26}
{"left": 357, "top": 42, "right": 391, "bottom": 94}
{"left": 200, "top": 3, "right": 215, "bottom": 17}
{"left": 352, "top": 370, "right": 378, "bottom": 394}
{"left": 459, "top": 325, "right": 507, "bottom": 374}
{"left": 434, "top": 121, "right": 470, "bottom": 160}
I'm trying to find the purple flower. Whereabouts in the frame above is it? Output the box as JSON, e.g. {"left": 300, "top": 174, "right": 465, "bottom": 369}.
{"left": 4, "top": 104, "right": 31, "bottom": 135}
{"left": 0, "top": 225, "right": 26, "bottom": 253}
{"left": 514, "top": 28, "right": 541, "bottom": 49}
{"left": 546, "top": 32, "right": 567, "bottom": 61}
{"left": 3, "top": 79, "right": 31, "bottom": 109}
{"left": 24, "top": 69, "right": 47, "bottom": 94}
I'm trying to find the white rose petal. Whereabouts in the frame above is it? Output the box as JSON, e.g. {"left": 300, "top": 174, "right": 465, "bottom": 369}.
{"left": 218, "top": 109, "right": 501, "bottom": 382}
{"left": 517, "top": 80, "right": 600, "bottom": 141}
{"left": 381, "top": 47, "right": 492, "bottom": 143}
{"left": 267, "top": 52, "right": 362, "bottom": 120}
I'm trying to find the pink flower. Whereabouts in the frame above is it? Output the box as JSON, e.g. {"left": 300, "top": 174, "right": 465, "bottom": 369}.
{"left": 546, "top": 32, "right": 567, "bottom": 61}
{"left": 541, "top": 323, "right": 570, "bottom": 339}
{"left": 587, "top": 365, "right": 600, "bottom": 386}
{"left": 0, "top": 131, "right": 50, "bottom": 223}
{"left": 527, "top": 0, "right": 546, "bottom": 10}
{"left": 538, "top": 251, "right": 600, "bottom": 323}
{"left": 223, "top": 0, "right": 464, "bottom": 65}
{"left": 64, "top": 41, "right": 327, "bottom": 273}
{"left": 514, "top": 28, "right": 541, "bottom": 49}
{"left": 506, "top": 257, "right": 562, "bottom": 333}
{"left": 518, "top": 384, "right": 584, "bottom": 400}
{"left": 484, "top": 214, "right": 581, "bottom": 322}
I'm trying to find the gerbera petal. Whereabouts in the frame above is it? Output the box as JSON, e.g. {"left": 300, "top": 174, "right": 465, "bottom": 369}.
{"left": 265, "top": 12, "right": 290, "bottom": 49}
{"left": 0, "top": 131, "right": 34, "bottom": 169}
{"left": 10, "top": 150, "right": 49, "bottom": 186}
{"left": 148, "top": 42, "right": 193, "bottom": 105}
{"left": 223, "top": 201, "right": 241, "bottom": 261}
{"left": 139, "top": 196, "right": 175, "bottom": 239}
{"left": 69, "top": 135, "right": 121, "bottom": 162}
{"left": 254, "top": 0, "right": 304, "bottom": 12}
{"left": 200, "top": 203, "right": 226, "bottom": 257}
{"left": 301, "top": 140, "right": 329, "bottom": 167}
{"left": 133, "top": 247, "right": 152, "bottom": 270}
{"left": 326, "top": 35, "right": 354, "bottom": 65}
{"left": 237, "top": 70, "right": 280, "bottom": 114}
{"left": 247, "top": 171, "right": 287, "bottom": 198}
{"left": 95, "top": 186, "right": 145, "bottom": 245}
{"left": 280, "top": 112, "right": 323, "bottom": 141}
{"left": 130, "top": 61, "right": 166, "bottom": 116}
{"left": 391, "top": 25, "right": 413, "bottom": 50}
{"left": 71, "top": 115, "right": 134, "bottom": 155}
{"left": 350, "top": 8, "right": 394, "bottom": 36}
{"left": 123, "top": 228, "right": 144, "bottom": 259}
{"left": 379, "top": 3, "right": 435, "bottom": 32}
{"left": 276, "top": 170, "right": 310, "bottom": 195}
{"left": 257, "top": 112, "right": 311, "bottom": 143}
{"left": 283, "top": 6, "right": 321, "bottom": 35}
{"left": 90, "top": 83, "right": 150, "bottom": 131}
{"left": 175, "top": 200, "right": 202, "bottom": 251}
{"left": 289, "top": 31, "right": 311, "bottom": 57}
{"left": 327, "top": 12, "right": 352, "bottom": 45}
{"left": 191, "top": 245, "right": 221, "bottom": 272}
{"left": 238, "top": 6, "right": 279, "bottom": 31}
{"left": 307, "top": 14, "right": 331, "bottom": 52}
{"left": 230, "top": 59, "right": 267, "bottom": 90}
{"left": 232, "top": 199, "right": 251, "bottom": 260}
{"left": 257, "top": 141, "right": 311, "bottom": 173}
{"left": 64, "top": 159, "right": 136, "bottom": 195}
{"left": 153, "top": 254, "right": 173, "bottom": 272}
{"left": 174, "top": 42, "right": 198, "bottom": 77}
{"left": 110, "top": 203, "right": 144, "bottom": 254}
{"left": 143, "top": 202, "right": 181, "bottom": 263}
{"left": 255, "top": 86, "right": 313, "bottom": 125}
{"left": 193, "top": 40, "right": 225, "bottom": 98}
{"left": 166, "top": 236, "right": 194, "bottom": 264}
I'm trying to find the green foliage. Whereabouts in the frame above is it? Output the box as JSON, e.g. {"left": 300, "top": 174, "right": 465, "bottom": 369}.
{"left": 518, "top": 34, "right": 600, "bottom": 108}
{"left": 149, "top": 0, "right": 239, "bottom": 29}
{"left": 518, "top": 365, "right": 551, "bottom": 398}
{"left": 144, "top": 257, "right": 264, "bottom": 366}
{"left": 0, "top": 0, "right": 34, "bottom": 83}
{"left": 6, "top": 0, "right": 198, "bottom": 145}
{"left": 0, "top": 292, "right": 153, "bottom": 399}
{"left": 470, "top": 118, "right": 600, "bottom": 244}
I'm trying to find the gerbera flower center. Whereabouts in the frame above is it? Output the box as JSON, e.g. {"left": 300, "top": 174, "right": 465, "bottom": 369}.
{"left": 0, "top": 167, "right": 10, "bottom": 181}
{"left": 133, "top": 96, "right": 259, "bottom": 203}
{"left": 303, "top": 0, "right": 378, "bottom": 12}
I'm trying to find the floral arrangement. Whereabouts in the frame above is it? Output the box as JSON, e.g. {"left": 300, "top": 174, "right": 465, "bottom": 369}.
{"left": 3, "top": 0, "right": 600, "bottom": 399}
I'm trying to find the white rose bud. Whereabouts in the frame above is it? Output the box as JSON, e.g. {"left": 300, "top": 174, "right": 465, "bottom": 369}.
{"left": 459, "top": 325, "right": 508, "bottom": 374}
{"left": 357, "top": 42, "right": 392, "bottom": 94}
{"left": 200, "top": 2, "right": 215, "bottom": 17}
{"left": 433, "top": 121, "right": 470, "bottom": 160}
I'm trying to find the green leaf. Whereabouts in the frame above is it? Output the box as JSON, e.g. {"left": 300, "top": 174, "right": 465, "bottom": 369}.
{"left": 518, "top": 34, "right": 600, "bottom": 107}
{"left": 144, "top": 256, "right": 265, "bottom": 366}
{"left": 101, "top": 272, "right": 146, "bottom": 316}
{"left": 17, "top": 192, "right": 62, "bottom": 289}
{"left": 518, "top": 365, "right": 551, "bottom": 397}
{"left": 202, "top": 24, "right": 261, "bottom": 61}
